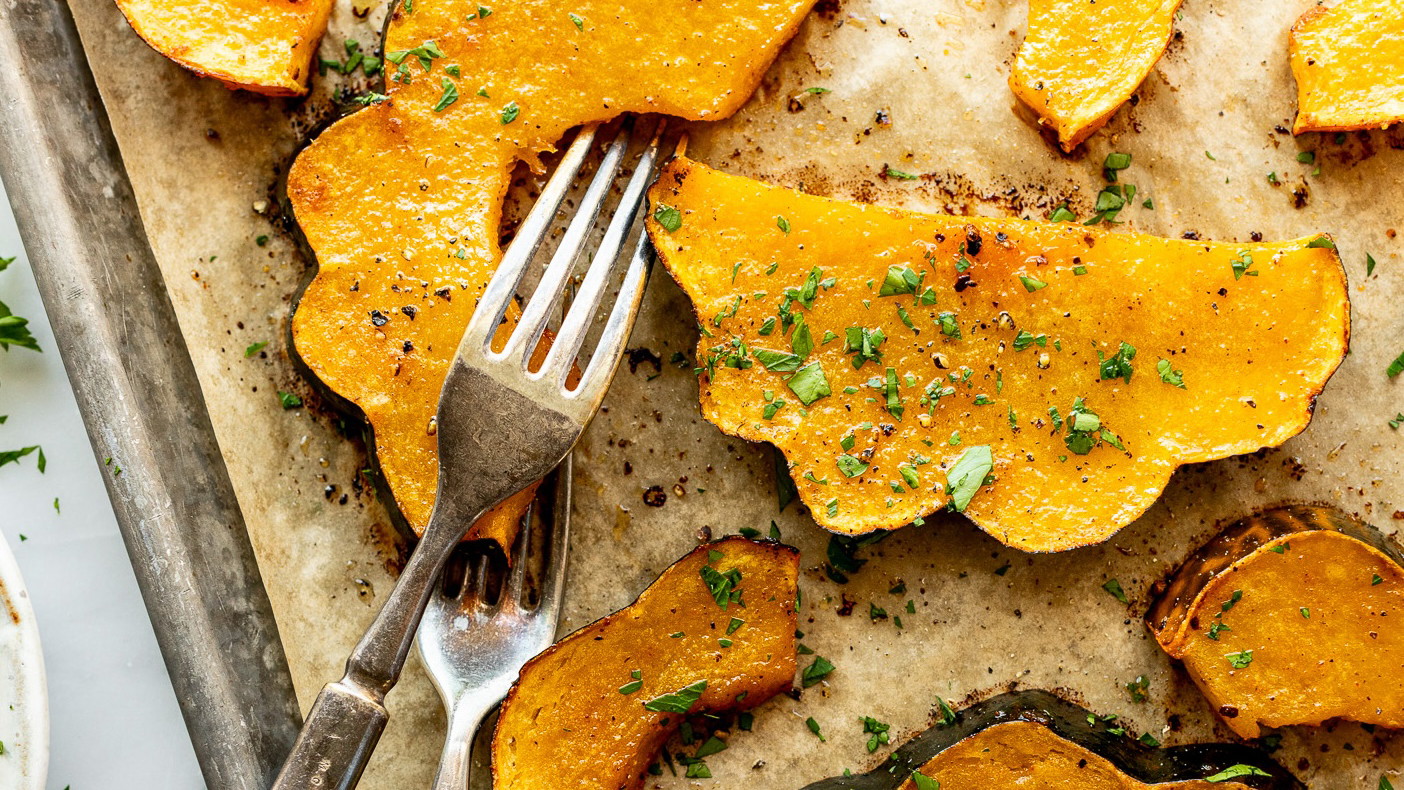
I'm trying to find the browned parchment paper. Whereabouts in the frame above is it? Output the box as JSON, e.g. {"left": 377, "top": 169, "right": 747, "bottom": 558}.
{"left": 61, "top": 0, "right": 1404, "bottom": 786}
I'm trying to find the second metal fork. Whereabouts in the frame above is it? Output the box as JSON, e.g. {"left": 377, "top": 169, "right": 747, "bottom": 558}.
{"left": 418, "top": 461, "right": 569, "bottom": 790}
{"left": 272, "top": 119, "right": 664, "bottom": 790}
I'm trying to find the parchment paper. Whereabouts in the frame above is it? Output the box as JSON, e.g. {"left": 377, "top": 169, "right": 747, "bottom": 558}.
{"left": 59, "top": 0, "right": 1404, "bottom": 786}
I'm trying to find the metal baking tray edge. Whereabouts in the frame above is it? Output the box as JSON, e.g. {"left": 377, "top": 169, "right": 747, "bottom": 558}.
{"left": 0, "top": 1, "right": 301, "bottom": 787}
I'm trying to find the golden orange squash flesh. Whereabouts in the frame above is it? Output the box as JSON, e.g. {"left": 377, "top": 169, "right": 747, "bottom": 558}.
{"left": 116, "top": 0, "right": 332, "bottom": 95}
{"left": 491, "top": 537, "right": 800, "bottom": 789}
{"left": 896, "top": 722, "right": 1247, "bottom": 790}
{"left": 1149, "top": 506, "right": 1404, "bottom": 739}
{"left": 1010, "top": 0, "right": 1182, "bottom": 151}
{"left": 1289, "top": 0, "right": 1404, "bottom": 134}
{"left": 288, "top": 0, "right": 816, "bottom": 542}
{"left": 646, "top": 157, "right": 1349, "bottom": 552}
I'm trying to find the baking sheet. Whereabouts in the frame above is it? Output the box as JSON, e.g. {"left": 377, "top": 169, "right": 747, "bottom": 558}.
{"left": 61, "top": 0, "right": 1403, "bottom": 786}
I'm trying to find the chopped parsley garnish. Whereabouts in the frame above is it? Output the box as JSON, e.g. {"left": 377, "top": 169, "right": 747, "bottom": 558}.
{"left": 1374, "top": 573, "right": 1385, "bottom": 586}
{"left": 1102, "top": 578, "right": 1128, "bottom": 603}
{"left": 642, "top": 680, "right": 707, "bottom": 713}
{"left": 1387, "top": 349, "right": 1404, "bottom": 378}
{"left": 882, "top": 367, "right": 904, "bottom": 419}
{"left": 700, "top": 560, "right": 743, "bottom": 610}
{"left": 884, "top": 166, "right": 918, "bottom": 181}
{"left": 500, "top": 101, "right": 520, "bottom": 124}
{"left": 1207, "top": 621, "right": 1230, "bottom": 640}
{"left": 1012, "top": 330, "right": 1047, "bottom": 351}
{"left": 726, "top": 617, "right": 744, "bottom": 635}
{"left": 1225, "top": 650, "right": 1254, "bottom": 669}
{"left": 1156, "top": 359, "right": 1186, "bottom": 388}
{"left": 878, "top": 265, "right": 920, "bottom": 296}
{"left": 754, "top": 348, "right": 803, "bottom": 372}
{"left": 653, "top": 204, "right": 682, "bottom": 232}
{"left": 777, "top": 216, "right": 791, "bottom": 234}
{"left": 806, "top": 716, "right": 826, "bottom": 741}
{"left": 936, "top": 312, "right": 961, "bottom": 339}
{"left": 837, "top": 454, "right": 868, "bottom": 478}
{"left": 1103, "top": 151, "right": 1132, "bottom": 179}
{"left": 432, "top": 78, "right": 459, "bottom": 112}
{"left": 277, "top": 391, "right": 303, "bottom": 409}
{"left": 1126, "top": 675, "right": 1149, "bottom": 702}
{"left": 801, "top": 655, "right": 835, "bottom": 687}
{"left": 1062, "top": 398, "right": 1103, "bottom": 455}
{"left": 1367, "top": 253, "right": 1378, "bottom": 276}
{"left": 1306, "top": 235, "right": 1336, "bottom": 250}
{"left": 1019, "top": 274, "right": 1048, "bottom": 292}
{"left": 910, "top": 770, "right": 940, "bottom": 790}
{"left": 861, "top": 716, "right": 891, "bottom": 752}
{"left": 1231, "top": 250, "right": 1257, "bottom": 280}
{"left": 1098, "top": 341, "right": 1136, "bottom": 383}
{"left": 844, "top": 327, "right": 885, "bottom": 368}
{"left": 787, "top": 361, "right": 831, "bottom": 405}
{"left": 244, "top": 341, "right": 268, "bottom": 358}
{"left": 1050, "top": 204, "right": 1077, "bottom": 223}
{"left": 1296, "top": 151, "right": 1315, "bottom": 164}
{"left": 1205, "top": 764, "right": 1270, "bottom": 782}
{"left": 1221, "top": 590, "right": 1243, "bottom": 612}
{"left": 1301, "top": 607, "right": 1310, "bottom": 619}
{"left": 568, "top": 12, "right": 584, "bottom": 28}
{"left": 619, "top": 669, "right": 643, "bottom": 695}
{"left": 945, "top": 445, "right": 992, "bottom": 512}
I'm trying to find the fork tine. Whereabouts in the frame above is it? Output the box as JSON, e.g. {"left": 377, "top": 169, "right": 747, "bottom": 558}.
{"left": 502, "top": 121, "right": 634, "bottom": 371}
{"left": 471, "top": 552, "right": 491, "bottom": 605}
{"left": 537, "top": 455, "right": 572, "bottom": 611}
{"left": 502, "top": 499, "right": 535, "bottom": 605}
{"left": 539, "top": 120, "right": 665, "bottom": 387}
{"left": 571, "top": 220, "right": 654, "bottom": 399}
{"left": 462, "top": 125, "right": 599, "bottom": 354}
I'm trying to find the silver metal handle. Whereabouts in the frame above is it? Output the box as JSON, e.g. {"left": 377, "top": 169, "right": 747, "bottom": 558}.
{"left": 272, "top": 497, "right": 484, "bottom": 789}
{"left": 430, "top": 693, "right": 494, "bottom": 790}
{"left": 271, "top": 681, "right": 389, "bottom": 790}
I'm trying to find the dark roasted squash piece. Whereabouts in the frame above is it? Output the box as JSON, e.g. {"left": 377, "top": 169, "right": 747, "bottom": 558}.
{"left": 492, "top": 537, "right": 800, "bottom": 789}
{"left": 1147, "top": 505, "right": 1404, "bottom": 738}
{"left": 801, "top": 690, "right": 1301, "bottom": 790}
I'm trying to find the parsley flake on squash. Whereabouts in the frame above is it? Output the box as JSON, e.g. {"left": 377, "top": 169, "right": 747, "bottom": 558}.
{"left": 646, "top": 156, "right": 1349, "bottom": 552}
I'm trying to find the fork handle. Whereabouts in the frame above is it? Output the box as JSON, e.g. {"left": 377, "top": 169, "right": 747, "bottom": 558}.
{"left": 270, "top": 679, "right": 388, "bottom": 790}
{"left": 431, "top": 694, "right": 493, "bottom": 790}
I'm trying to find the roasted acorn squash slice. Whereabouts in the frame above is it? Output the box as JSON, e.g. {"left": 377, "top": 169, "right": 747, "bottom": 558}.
{"left": 287, "top": 0, "right": 817, "bottom": 542}
{"left": 1148, "top": 505, "right": 1404, "bottom": 738}
{"left": 646, "top": 156, "right": 1349, "bottom": 552}
{"left": 1011, "top": 0, "right": 1183, "bottom": 151}
{"left": 492, "top": 536, "right": 799, "bottom": 789}
{"left": 801, "top": 690, "right": 1301, "bottom": 789}
{"left": 1289, "top": 0, "right": 1404, "bottom": 134}
{"left": 116, "top": 0, "right": 333, "bottom": 95}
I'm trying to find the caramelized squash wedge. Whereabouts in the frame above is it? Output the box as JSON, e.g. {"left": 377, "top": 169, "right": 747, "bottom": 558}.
{"left": 1289, "top": 0, "right": 1404, "bottom": 134}
{"left": 646, "top": 157, "right": 1349, "bottom": 552}
{"left": 116, "top": 0, "right": 333, "bottom": 95}
{"left": 801, "top": 690, "right": 1301, "bottom": 789}
{"left": 1147, "top": 506, "right": 1404, "bottom": 738}
{"left": 492, "top": 537, "right": 800, "bottom": 789}
{"left": 1011, "top": 0, "right": 1183, "bottom": 151}
{"left": 288, "top": 0, "right": 817, "bottom": 543}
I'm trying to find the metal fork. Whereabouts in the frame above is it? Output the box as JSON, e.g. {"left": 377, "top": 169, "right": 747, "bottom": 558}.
{"left": 271, "top": 118, "right": 664, "bottom": 790}
{"left": 418, "top": 462, "right": 569, "bottom": 790}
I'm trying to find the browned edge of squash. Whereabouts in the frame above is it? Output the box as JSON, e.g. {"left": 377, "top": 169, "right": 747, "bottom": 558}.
{"left": 1144, "top": 504, "right": 1404, "bottom": 653}
{"left": 800, "top": 689, "right": 1302, "bottom": 789}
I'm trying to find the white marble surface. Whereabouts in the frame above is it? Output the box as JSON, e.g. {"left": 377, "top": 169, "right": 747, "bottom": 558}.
{"left": 0, "top": 176, "right": 206, "bottom": 788}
